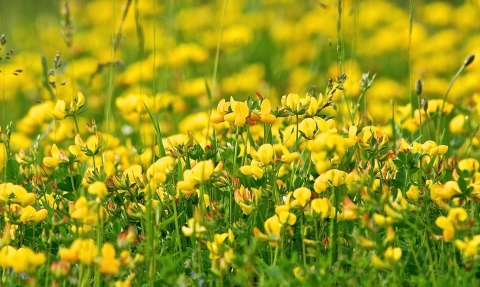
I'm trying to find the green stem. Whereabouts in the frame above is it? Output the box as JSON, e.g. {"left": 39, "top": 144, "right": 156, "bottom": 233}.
{"left": 437, "top": 54, "right": 474, "bottom": 143}
{"left": 328, "top": 185, "right": 338, "bottom": 267}
{"left": 301, "top": 214, "right": 307, "bottom": 266}
{"left": 172, "top": 193, "right": 182, "bottom": 255}
{"left": 231, "top": 126, "right": 240, "bottom": 225}
{"left": 408, "top": 0, "right": 415, "bottom": 117}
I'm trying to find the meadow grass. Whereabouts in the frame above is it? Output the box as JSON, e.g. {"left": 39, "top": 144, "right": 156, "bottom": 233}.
{"left": 0, "top": 0, "right": 480, "bottom": 286}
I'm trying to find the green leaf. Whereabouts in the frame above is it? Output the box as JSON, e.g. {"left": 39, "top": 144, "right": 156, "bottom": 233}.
{"left": 4, "top": 159, "right": 24, "bottom": 184}
{"left": 113, "top": 220, "right": 122, "bottom": 233}
{"left": 158, "top": 214, "right": 176, "bottom": 229}
{"left": 397, "top": 151, "right": 407, "bottom": 163}
{"left": 63, "top": 192, "right": 76, "bottom": 201}
{"left": 57, "top": 174, "right": 82, "bottom": 192}
{"left": 144, "top": 103, "right": 166, "bottom": 158}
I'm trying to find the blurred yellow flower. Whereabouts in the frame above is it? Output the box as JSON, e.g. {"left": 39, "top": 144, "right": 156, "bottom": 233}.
{"left": 449, "top": 114, "right": 465, "bottom": 134}
{"left": 99, "top": 242, "right": 120, "bottom": 275}
{"left": 88, "top": 181, "right": 108, "bottom": 199}
{"left": 182, "top": 216, "right": 207, "bottom": 238}
{"left": 384, "top": 246, "right": 402, "bottom": 262}
{"left": 50, "top": 100, "right": 68, "bottom": 120}
{"left": 406, "top": 185, "right": 420, "bottom": 201}
{"left": 20, "top": 206, "right": 48, "bottom": 223}
{"left": 78, "top": 239, "right": 97, "bottom": 265}
{"left": 435, "top": 208, "right": 468, "bottom": 242}
{"left": 458, "top": 158, "right": 479, "bottom": 172}
{"left": 206, "top": 233, "right": 229, "bottom": 260}
{"left": 6, "top": 247, "right": 46, "bottom": 275}
{"left": 455, "top": 235, "right": 480, "bottom": 258}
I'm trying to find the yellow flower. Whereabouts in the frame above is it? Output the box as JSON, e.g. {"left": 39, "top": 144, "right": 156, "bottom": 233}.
{"left": 88, "top": 181, "right": 108, "bottom": 199}
{"left": 435, "top": 208, "right": 468, "bottom": 242}
{"left": 68, "top": 145, "right": 89, "bottom": 163}
{"left": 458, "top": 158, "right": 479, "bottom": 172}
{"left": 406, "top": 185, "right": 420, "bottom": 201}
{"left": 206, "top": 233, "right": 229, "bottom": 260}
{"left": 191, "top": 160, "right": 215, "bottom": 183}
{"left": 435, "top": 216, "right": 455, "bottom": 242}
{"left": 253, "top": 215, "right": 282, "bottom": 247}
{"left": 70, "top": 91, "right": 85, "bottom": 112}
{"left": 426, "top": 99, "right": 453, "bottom": 115}
{"left": 234, "top": 185, "right": 261, "bottom": 215}
{"left": 259, "top": 99, "right": 276, "bottom": 124}
{"left": 177, "top": 172, "right": 198, "bottom": 195}
{"left": 339, "top": 196, "right": 358, "bottom": 220}
{"left": 70, "top": 196, "right": 90, "bottom": 220}
{"left": 281, "top": 93, "right": 312, "bottom": 114}
{"left": 239, "top": 162, "right": 264, "bottom": 179}
{"left": 224, "top": 98, "right": 249, "bottom": 126}
{"left": 20, "top": 206, "right": 48, "bottom": 223}
{"left": 274, "top": 144, "right": 300, "bottom": 164}
{"left": 278, "top": 211, "right": 297, "bottom": 225}
{"left": 0, "top": 183, "right": 35, "bottom": 207}
{"left": 371, "top": 254, "right": 390, "bottom": 269}
{"left": 256, "top": 144, "right": 274, "bottom": 165}
{"left": 432, "top": 181, "right": 461, "bottom": 200}
{"left": 455, "top": 235, "right": 480, "bottom": 257}
{"left": 50, "top": 100, "right": 68, "bottom": 120}
{"left": 182, "top": 215, "right": 206, "bottom": 238}
{"left": 78, "top": 239, "right": 97, "bottom": 265}
{"left": 309, "top": 198, "right": 334, "bottom": 219}
{"left": 357, "top": 126, "right": 389, "bottom": 152}
{"left": 59, "top": 238, "right": 82, "bottom": 262}
{"left": 43, "top": 144, "right": 69, "bottom": 168}
{"left": 12, "top": 247, "right": 46, "bottom": 275}
{"left": 146, "top": 156, "right": 176, "bottom": 184}
{"left": 99, "top": 242, "right": 120, "bottom": 275}
{"left": 0, "top": 245, "right": 16, "bottom": 269}
{"left": 122, "top": 165, "right": 143, "bottom": 184}
{"left": 384, "top": 246, "right": 402, "bottom": 262}
{"left": 359, "top": 236, "right": 375, "bottom": 250}
{"left": 290, "top": 187, "right": 311, "bottom": 208}
{"left": 210, "top": 99, "right": 229, "bottom": 124}
{"left": 314, "top": 169, "right": 347, "bottom": 193}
